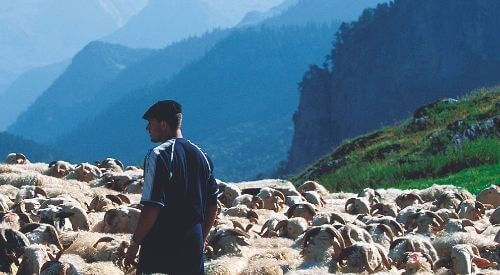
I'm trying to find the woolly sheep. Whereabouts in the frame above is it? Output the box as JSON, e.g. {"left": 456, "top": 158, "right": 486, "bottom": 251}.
{"left": 389, "top": 235, "right": 439, "bottom": 263}
{"left": 5, "top": 153, "right": 30, "bottom": 165}
{"left": 296, "top": 181, "right": 329, "bottom": 197}
{"left": 345, "top": 197, "right": 370, "bottom": 215}
{"left": 490, "top": 206, "right": 500, "bottom": 225}
{"left": 300, "top": 225, "right": 344, "bottom": 263}
{"left": 477, "top": 185, "right": 500, "bottom": 207}
{"left": 256, "top": 187, "right": 286, "bottom": 212}
{"left": 231, "top": 194, "right": 264, "bottom": 209}
{"left": 274, "top": 217, "right": 309, "bottom": 240}
{"left": 102, "top": 206, "right": 140, "bottom": 234}
{"left": 301, "top": 191, "right": 325, "bottom": 207}
{"left": 66, "top": 163, "right": 102, "bottom": 182}
{"left": 334, "top": 242, "right": 391, "bottom": 273}
{"left": 19, "top": 223, "right": 63, "bottom": 251}
{"left": 286, "top": 202, "right": 317, "bottom": 223}
{"left": 218, "top": 183, "right": 241, "bottom": 208}
{"left": 457, "top": 199, "right": 486, "bottom": 221}
{"left": 98, "top": 158, "right": 125, "bottom": 173}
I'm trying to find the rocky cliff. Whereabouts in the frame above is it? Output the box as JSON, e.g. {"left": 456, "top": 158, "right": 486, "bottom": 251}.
{"left": 285, "top": 0, "right": 500, "bottom": 175}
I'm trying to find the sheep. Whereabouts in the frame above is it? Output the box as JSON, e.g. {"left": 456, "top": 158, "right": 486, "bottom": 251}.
{"left": 300, "top": 191, "right": 325, "bottom": 207}
{"left": 336, "top": 223, "right": 373, "bottom": 247}
{"left": 370, "top": 202, "right": 398, "bottom": 217}
{"left": 394, "top": 251, "right": 434, "bottom": 274}
{"left": 285, "top": 195, "right": 306, "bottom": 207}
{"left": 431, "top": 191, "right": 465, "bottom": 210}
{"left": 365, "top": 223, "right": 395, "bottom": 250}
{"left": 46, "top": 161, "right": 75, "bottom": 178}
{"left": 445, "top": 218, "right": 484, "bottom": 234}
{"left": 0, "top": 228, "right": 30, "bottom": 273}
{"left": 66, "top": 163, "right": 102, "bottom": 182}
{"left": 296, "top": 181, "right": 329, "bottom": 197}
{"left": 222, "top": 205, "right": 259, "bottom": 224}
{"left": 274, "top": 217, "right": 309, "bottom": 239}
{"left": 357, "top": 188, "right": 382, "bottom": 205}
{"left": 19, "top": 223, "right": 63, "bottom": 251}
{"left": 395, "top": 193, "right": 424, "bottom": 210}
{"left": 311, "top": 212, "right": 346, "bottom": 227}
{"left": 258, "top": 217, "right": 285, "bottom": 238}
{"left": 286, "top": 202, "right": 317, "bottom": 223}
{"left": 300, "top": 225, "right": 345, "bottom": 263}
{"left": 456, "top": 199, "right": 486, "bottom": 221}
{"left": 14, "top": 185, "right": 47, "bottom": 204}
{"left": 345, "top": 197, "right": 370, "bottom": 215}
{"left": 5, "top": 153, "right": 30, "bottom": 165}
{"left": 256, "top": 187, "right": 286, "bottom": 212}
{"left": 44, "top": 202, "right": 90, "bottom": 231}
{"left": 432, "top": 232, "right": 496, "bottom": 258}
{"left": 477, "top": 185, "right": 500, "bottom": 207}
{"left": 231, "top": 194, "right": 264, "bottom": 209}
{"left": 490, "top": 206, "right": 500, "bottom": 225}
{"left": 404, "top": 210, "right": 445, "bottom": 235}
{"left": 218, "top": 183, "right": 241, "bottom": 208}
{"left": 359, "top": 214, "right": 406, "bottom": 237}
{"left": 333, "top": 242, "right": 392, "bottom": 273}
{"left": 435, "top": 244, "right": 497, "bottom": 274}
{"left": 16, "top": 244, "right": 50, "bottom": 275}
{"left": 39, "top": 250, "right": 79, "bottom": 275}
{"left": 389, "top": 235, "right": 439, "bottom": 264}
{"left": 87, "top": 194, "right": 116, "bottom": 212}
{"left": 98, "top": 158, "right": 125, "bottom": 173}
{"left": 0, "top": 194, "right": 11, "bottom": 212}
{"left": 207, "top": 227, "right": 251, "bottom": 257}
{"left": 102, "top": 206, "right": 140, "bottom": 234}
{"left": 32, "top": 205, "right": 73, "bottom": 231}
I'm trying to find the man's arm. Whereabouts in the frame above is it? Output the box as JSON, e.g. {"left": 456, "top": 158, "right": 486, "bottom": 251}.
{"left": 202, "top": 204, "right": 218, "bottom": 243}
{"left": 131, "top": 205, "right": 161, "bottom": 244}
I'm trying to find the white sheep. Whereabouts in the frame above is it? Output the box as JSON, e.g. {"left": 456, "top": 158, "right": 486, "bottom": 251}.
{"left": 5, "top": 153, "right": 30, "bottom": 165}
{"left": 256, "top": 187, "right": 286, "bottom": 212}
{"left": 333, "top": 242, "right": 391, "bottom": 273}
{"left": 274, "top": 217, "right": 309, "bottom": 240}
{"left": 477, "top": 185, "right": 500, "bottom": 207}
{"left": 218, "top": 183, "right": 242, "bottom": 208}
{"left": 296, "top": 181, "right": 329, "bottom": 197}
{"left": 300, "top": 225, "right": 344, "bottom": 263}
{"left": 102, "top": 206, "right": 140, "bottom": 234}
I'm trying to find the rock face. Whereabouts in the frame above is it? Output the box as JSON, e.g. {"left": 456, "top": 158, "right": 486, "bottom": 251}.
{"left": 285, "top": 0, "right": 500, "bottom": 175}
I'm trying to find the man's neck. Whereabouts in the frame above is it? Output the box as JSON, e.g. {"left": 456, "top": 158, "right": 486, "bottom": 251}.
{"left": 161, "top": 130, "right": 183, "bottom": 142}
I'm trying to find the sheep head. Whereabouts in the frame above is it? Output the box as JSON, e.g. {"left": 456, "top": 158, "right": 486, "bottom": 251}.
{"left": 432, "top": 191, "right": 464, "bottom": 210}
{"left": 286, "top": 202, "right": 316, "bottom": 223}
{"left": 208, "top": 227, "right": 250, "bottom": 257}
{"left": 47, "top": 161, "right": 74, "bottom": 178}
{"left": 456, "top": 200, "right": 485, "bottom": 221}
{"left": 301, "top": 225, "right": 345, "bottom": 260}
{"left": 405, "top": 210, "right": 444, "bottom": 234}
{"left": 274, "top": 217, "right": 308, "bottom": 239}
{"left": 477, "top": 185, "right": 500, "bottom": 207}
{"left": 335, "top": 242, "right": 391, "bottom": 273}
{"left": 5, "top": 153, "right": 29, "bottom": 165}
{"left": 450, "top": 244, "right": 496, "bottom": 274}
{"left": 345, "top": 197, "right": 370, "bottom": 215}
{"left": 395, "top": 251, "right": 434, "bottom": 273}
{"left": 370, "top": 203, "right": 398, "bottom": 217}
{"left": 395, "top": 193, "right": 424, "bottom": 209}
{"left": 297, "top": 181, "right": 329, "bottom": 196}
{"left": 357, "top": 188, "right": 382, "bottom": 205}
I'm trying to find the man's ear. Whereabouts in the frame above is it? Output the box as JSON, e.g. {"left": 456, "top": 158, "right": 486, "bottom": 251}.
{"left": 160, "top": 121, "right": 168, "bottom": 130}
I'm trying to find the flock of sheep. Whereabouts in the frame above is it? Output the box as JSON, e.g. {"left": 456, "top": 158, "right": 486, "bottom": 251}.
{"left": 0, "top": 152, "right": 499, "bottom": 274}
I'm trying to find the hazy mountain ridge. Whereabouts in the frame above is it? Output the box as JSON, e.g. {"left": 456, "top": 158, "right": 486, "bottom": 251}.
{"left": 285, "top": 0, "right": 500, "bottom": 175}
{"left": 55, "top": 24, "right": 340, "bottom": 181}
{"left": 0, "top": 60, "right": 69, "bottom": 131}
{"left": 0, "top": 0, "right": 147, "bottom": 93}
{"left": 8, "top": 41, "right": 152, "bottom": 142}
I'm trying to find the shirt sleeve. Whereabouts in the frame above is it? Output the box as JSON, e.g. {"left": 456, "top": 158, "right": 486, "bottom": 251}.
{"left": 206, "top": 156, "right": 218, "bottom": 205}
{"left": 141, "top": 149, "right": 169, "bottom": 207}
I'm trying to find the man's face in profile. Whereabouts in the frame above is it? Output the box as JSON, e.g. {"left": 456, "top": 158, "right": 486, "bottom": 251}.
{"left": 146, "top": 118, "right": 165, "bottom": 143}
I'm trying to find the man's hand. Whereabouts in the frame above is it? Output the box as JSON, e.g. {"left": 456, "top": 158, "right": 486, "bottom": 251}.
{"left": 124, "top": 243, "right": 139, "bottom": 270}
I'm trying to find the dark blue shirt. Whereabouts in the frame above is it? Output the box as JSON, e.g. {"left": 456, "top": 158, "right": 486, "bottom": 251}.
{"left": 140, "top": 138, "right": 218, "bottom": 243}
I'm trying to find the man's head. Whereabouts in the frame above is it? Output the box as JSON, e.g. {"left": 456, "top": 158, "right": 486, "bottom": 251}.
{"left": 143, "top": 100, "right": 183, "bottom": 142}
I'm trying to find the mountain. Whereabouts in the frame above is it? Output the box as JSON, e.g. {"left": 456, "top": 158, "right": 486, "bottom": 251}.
{"left": 291, "top": 88, "right": 499, "bottom": 194}
{"left": 0, "top": 0, "right": 147, "bottom": 94}
{"left": 285, "top": 0, "right": 500, "bottom": 175}
{"left": 102, "top": 0, "right": 284, "bottom": 48}
{"left": 0, "top": 60, "right": 69, "bottom": 131}
{"left": 0, "top": 132, "right": 70, "bottom": 163}
{"left": 55, "top": 24, "right": 340, "bottom": 181}
{"left": 8, "top": 42, "right": 152, "bottom": 142}
{"left": 252, "top": 0, "right": 387, "bottom": 27}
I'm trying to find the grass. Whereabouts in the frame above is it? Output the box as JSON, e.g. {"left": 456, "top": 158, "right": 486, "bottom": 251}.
{"left": 291, "top": 87, "right": 500, "bottom": 194}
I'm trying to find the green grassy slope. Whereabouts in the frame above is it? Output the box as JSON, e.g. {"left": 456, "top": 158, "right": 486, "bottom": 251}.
{"left": 291, "top": 87, "right": 500, "bottom": 194}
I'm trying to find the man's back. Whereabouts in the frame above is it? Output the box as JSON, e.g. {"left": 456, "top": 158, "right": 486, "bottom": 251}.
{"left": 138, "top": 138, "right": 218, "bottom": 275}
